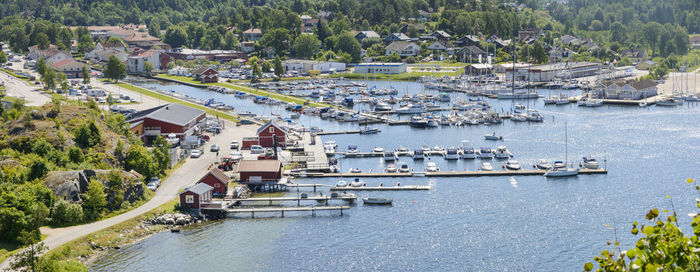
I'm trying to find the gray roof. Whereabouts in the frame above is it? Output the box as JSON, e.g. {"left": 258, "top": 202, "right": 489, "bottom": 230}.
{"left": 357, "top": 31, "right": 380, "bottom": 39}
{"left": 386, "top": 41, "right": 416, "bottom": 52}
{"left": 385, "top": 33, "right": 410, "bottom": 41}
{"left": 127, "top": 103, "right": 205, "bottom": 127}
{"left": 185, "top": 183, "right": 213, "bottom": 195}
{"left": 256, "top": 121, "right": 288, "bottom": 135}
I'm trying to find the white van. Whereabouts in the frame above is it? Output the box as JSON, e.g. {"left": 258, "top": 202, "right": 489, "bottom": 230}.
{"left": 250, "top": 145, "right": 264, "bottom": 154}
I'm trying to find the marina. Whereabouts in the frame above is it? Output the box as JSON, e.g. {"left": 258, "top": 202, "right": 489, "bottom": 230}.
{"left": 304, "top": 168, "right": 607, "bottom": 178}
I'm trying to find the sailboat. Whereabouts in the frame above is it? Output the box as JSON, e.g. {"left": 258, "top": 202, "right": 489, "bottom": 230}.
{"left": 544, "top": 122, "right": 579, "bottom": 177}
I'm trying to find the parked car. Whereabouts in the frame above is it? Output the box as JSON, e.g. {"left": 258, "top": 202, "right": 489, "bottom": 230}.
{"left": 190, "top": 150, "right": 203, "bottom": 158}
{"left": 148, "top": 177, "right": 161, "bottom": 186}
{"left": 230, "top": 151, "right": 243, "bottom": 161}
{"left": 210, "top": 144, "right": 220, "bottom": 152}
{"left": 230, "top": 140, "right": 239, "bottom": 150}
{"left": 239, "top": 119, "right": 254, "bottom": 125}
{"left": 206, "top": 126, "right": 221, "bottom": 133}
{"left": 146, "top": 179, "right": 160, "bottom": 191}
{"left": 250, "top": 145, "right": 264, "bottom": 154}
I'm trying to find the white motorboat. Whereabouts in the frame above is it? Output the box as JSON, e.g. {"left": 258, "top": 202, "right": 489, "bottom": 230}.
{"left": 412, "top": 149, "right": 425, "bottom": 160}
{"left": 409, "top": 116, "right": 429, "bottom": 128}
{"left": 336, "top": 180, "right": 348, "bottom": 187}
{"left": 360, "top": 127, "right": 380, "bottom": 134}
{"left": 396, "top": 146, "right": 409, "bottom": 153}
{"left": 383, "top": 151, "right": 397, "bottom": 161}
{"left": 324, "top": 140, "right": 337, "bottom": 149}
{"left": 373, "top": 147, "right": 385, "bottom": 153}
{"left": 505, "top": 160, "right": 521, "bottom": 170}
{"left": 479, "top": 147, "right": 494, "bottom": 159}
{"left": 639, "top": 101, "right": 647, "bottom": 107}
{"left": 362, "top": 197, "right": 393, "bottom": 205}
{"left": 543, "top": 96, "right": 558, "bottom": 104}
{"left": 494, "top": 146, "right": 512, "bottom": 159}
{"left": 346, "top": 145, "right": 359, "bottom": 154}
{"left": 582, "top": 156, "right": 600, "bottom": 169}
{"left": 349, "top": 168, "right": 362, "bottom": 173}
{"left": 445, "top": 147, "right": 459, "bottom": 160}
{"left": 461, "top": 147, "right": 476, "bottom": 159}
{"left": 385, "top": 164, "right": 398, "bottom": 172}
{"left": 425, "top": 162, "right": 439, "bottom": 172}
{"left": 396, "top": 104, "right": 424, "bottom": 114}
{"left": 484, "top": 132, "right": 503, "bottom": 141}
{"left": 432, "top": 146, "right": 444, "bottom": 152}
{"left": 479, "top": 162, "right": 493, "bottom": 171}
{"left": 374, "top": 102, "right": 392, "bottom": 112}
{"left": 553, "top": 160, "right": 566, "bottom": 169}
{"left": 586, "top": 100, "right": 603, "bottom": 107}
{"left": 536, "top": 159, "right": 553, "bottom": 170}
{"left": 399, "top": 164, "right": 411, "bottom": 173}
{"left": 349, "top": 178, "right": 365, "bottom": 187}
{"left": 656, "top": 98, "right": 683, "bottom": 106}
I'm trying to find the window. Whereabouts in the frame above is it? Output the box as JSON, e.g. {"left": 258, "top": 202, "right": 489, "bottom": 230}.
{"left": 269, "top": 127, "right": 274, "bottom": 133}
{"left": 214, "top": 183, "right": 220, "bottom": 187}
{"left": 185, "top": 195, "right": 194, "bottom": 203}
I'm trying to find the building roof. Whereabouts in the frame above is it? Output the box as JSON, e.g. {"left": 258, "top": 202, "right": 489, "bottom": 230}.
{"left": 126, "top": 103, "right": 205, "bottom": 127}
{"left": 51, "top": 59, "right": 82, "bottom": 68}
{"left": 356, "top": 62, "right": 405, "bottom": 66}
{"left": 243, "top": 28, "right": 262, "bottom": 34}
{"left": 461, "top": 45, "right": 486, "bottom": 55}
{"left": 357, "top": 31, "right": 380, "bottom": 39}
{"left": 256, "top": 121, "right": 288, "bottom": 135}
{"left": 433, "top": 30, "right": 452, "bottom": 39}
{"left": 385, "top": 33, "right": 410, "bottom": 41}
{"left": 604, "top": 79, "right": 657, "bottom": 90}
{"left": 198, "top": 169, "right": 230, "bottom": 184}
{"left": 184, "top": 183, "right": 213, "bottom": 195}
{"left": 236, "top": 160, "right": 282, "bottom": 173}
{"left": 123, "top": 32, "right": 160, "bottom": 42}
{"left": 386, "top": 41, "right": 416, "bottom": 52}
{"left": 191, "top": 66, "right": 218, "bottom": 75}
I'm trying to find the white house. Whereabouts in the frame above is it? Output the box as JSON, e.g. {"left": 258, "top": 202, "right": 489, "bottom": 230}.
{"left": 385, "top": 42, "right": 420, "bottom": 57}
{"left": 282, "top": 60, "right": 346, "bottom": 74}
{"left": 353, "top": 63, "right": 406, "bottom": 74}
{"left": 603, "top": 79, "right": 657, "bottom": 100}
{"left": 127, "top": 50, "right": 162, "bottom": 74}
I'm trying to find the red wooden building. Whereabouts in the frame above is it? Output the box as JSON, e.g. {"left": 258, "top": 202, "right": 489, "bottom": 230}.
{"left": 126, "top": 103, "right": 206, "bottom": 145}
{"left": 235, "top": 160, "right": 282, "bottom": 183}
{"left": 179, "top": 183, "right": 213, "bottom": 209}
{"left": 196, "top": 169, "right": 230, "bottom": 196}
{"left": 256, "top": 121, "right": 287, "bottom": 148}
{"left": 191, "top": 66, "right": 218, "bottom": 83}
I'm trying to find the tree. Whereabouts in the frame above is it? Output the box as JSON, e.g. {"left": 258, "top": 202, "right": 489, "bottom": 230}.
{"left": 222, "top": 31, "right": 239, "bottom": 50}
{"left": 27, "top": 157, "right": 49, "bottom": 181}
{"left": 37, "top": 58, "right": 47, "bottom": 79}
{"left": 106, "top": 170, "right": 124, "bottom": 210}
{"left": 125, "top": 145, "right": 156, "bottom": 178}
{"left": 261, "top": 60, "right": 272, "bottom": 73}
{"left": 57, "top": 72, "right": 69, "bottom": 92}
{"left": 67, "top": 146, "right": 84, "bottom": 163}
{"left": 151, "top": 136, "right": 171, "bottom": 174}
{"left": 259, "top": 28, "right": 291, "bottom": 56}
{"left": 250, "top": 61, "right": 262, "bottom": 83}
{"left": 104, "top": 55, "right": 126, "bottom": 82}
{"left": 35, "top": 33, "right": 50, "bottom": 50}
{"left": 0, "top": 51, "right": 6, "bottom": 64}
{"left": 315, "top": 21, "right": 333, "bottom": 44}
{"left": 43, "top": 68, "right": 56, "bottom": 90}
{"left": 10, "top": 232, "right": 47, "bottom": 272}
{"left": 57, "top": 28, "right": 73, "bottom": 50}
{"left": 643, "top": 22, "right": 662, "bottom": 57}
{"left": 82, "top": 179, "right": 106, "bottom": 221}
{"left": 273, "top": 56, "right": 284, "bottom": 78}
{"left": 200, "top": 27, "right": 222, "bottom": 50}
{"left": 81, "top": 66, "right": 90, "bottom": 86}
{"left": 11, "top": 27, "right": 29, "bottom": 53}
{"left": 532, "top": 41, "right": 548, "bottom": 64}
{"left": 294, "top": 34, "right": 321, "bottom": 59}
{"left": 334, "top": 32, "right": 362, "bottom": 63}
{"left": 144, "top": 61, "right": 154, "bottom": 75}
{"left": 77, "top": 34, "right": 94, "bottom": 54}
{"left": 148, "top": 20, "right": 161, "bottom": 38}
{"left": 73, "top": 121, "right": 100, "bottom": 148}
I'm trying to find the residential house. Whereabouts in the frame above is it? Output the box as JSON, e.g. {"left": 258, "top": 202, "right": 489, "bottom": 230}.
{"left": 317, "top": 11, "right": 332, "bottom": 21}
{"left": 126, "top": 103, "right": 206, "bottom": 145}
{"left": 239, "top": 42, "right": 255, "bottom": 54}
{"left": 243, "top": 28, "right": 263, "bottom": 41}
{"left": 427, "top": 41, "right": 454, "bottom": 53}
{"left": 559, "top": 34, "right": 580, "bottom": 45}
{"left": 636, "top": 60, "right": 655, "bottom": 70}
{"left": 235, "top": 160, "right": 283, "bottom": 184}
{"left": 179, "top": 183, "right": 213, "bottom": 209}
{"left": 580, "top": 39, "right": 599, "bottom": 51}
{"left": 385, "top": 41, "right": 420, "bottom": 57}
{"left": 603, "top": 79, "right": 657, "bottom": 100}
{"left": 46, "top": 51, "right": 73, "bottom": 65}
{"left": 196, "top": 169, "right": 230, "bottom": 196}
{"left": 355, "top": 31, "right": 380, "bottom": 42}
{"left": 518, "top": 28, "right": 543, "bottom": 40}
{"left": 454, "top": 35, "right": 481, "bottom": 48}
{"left": 621, "top": 49, "right": 649, "bottom": 64}
{"left": 27, "top": 45, "right": 63, "bottom": 61}
{"left": 487, "top": 35, "right": 511, "bottom": 49}
{"left": 51, "top": 59, "right": 87, "bottom": 78}
{"left": 691, "top": 35, "right": 700, "bottom": 48}
{"left": 465, "top": 63, "right": 494, "bottom": 75}
{"left": 384, "top": 33, "right": 411, "bottom": 44}
{"left": 87, "top": 48, "right": 128, "bottom": 63}
{"left": 417, "top": 10, "right": 431, "bottom": 22}
{"left": 256, "top": 121, "right": 287, "bottom": 148}
{"left": 400, "top": 23, "right": 426, "bottom": 35}
{"left": 432, "top": 30, "right": 452, "bottom": 42}
{"left": 191, "top": 66, "right": 218, "bottom": 83}
{"left": 456, "top": 46, "right": 487, "bottom": 62}
{"left": 122, "top": 32, "right": 164, "bottom": 50}
{"left": 127, "top": 49, "right": 162, "bottom": 74}
{"left": 301, "top": 18, "right": 319, "bottom": 34}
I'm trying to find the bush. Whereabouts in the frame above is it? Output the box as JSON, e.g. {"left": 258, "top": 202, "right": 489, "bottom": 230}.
{"left": 67, "top": 146, "right": 84, "bottom": 164}
{"left": 50, "top": 199, "right": 83, "bottom": 226}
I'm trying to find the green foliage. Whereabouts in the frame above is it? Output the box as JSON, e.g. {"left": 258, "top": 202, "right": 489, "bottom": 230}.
{"left": 273, "top": 56, "right": 284, "bottom": 78}
{"left": 587, "top": 180, "right": 700, "bottom": 271}
{"left": 27, "top": 157, "right": 50, "bottom": 181}
{"left": 0, "top": 51, "right": 6, "bottom": 64}
{"left": 104, "top": 55, "right": 126, "bottom": 82}
{"left": 151, "top": 136, "right": 171, "bottom": 175}
{"left": 105, "top": 170, "right": 124, "bottom": 210}
{"left": 67, "top": 146, "right": 84, "bottom": 164}
{"left": 81, "top": 66, "right": 90, "bottom": 86}
{"left": 144, "top": 61, "right": 154, "bottom": 75}
{"left": 294, "top": 34, "right": 320, "bottom": 59}
{"left": 261, "top": 60, "right": 272, "bottom": 73}
{"left": 77, "top": 34, "right": 94, "bottom": 54}
{"left": 259, "top": 28, "right": 291, "bottom": 56}
{"left": 73, "top": 121, "right": 101, "bottom": 148}
{"left": 330, "top": 32, "right": 362, "bottom": 63}
{"left": 164, "top": 25, "right": 188, "bottom": 48}
{"left": 222, "top": 31, "right": 239, "bottom": 50}
{"left": 82, "top": 179, "right": 106, "bottom": 221}
{"left": 124, "top": 145, "right": 156, "bottom": 179}
{"left": 10, "top": 237, "right": 46, "bottom": 272}
{"left": 250, "top": 61, "right": 262, "bottom": 83}
{"left": 50, "top": 199, "right": 83, "bottom": 226}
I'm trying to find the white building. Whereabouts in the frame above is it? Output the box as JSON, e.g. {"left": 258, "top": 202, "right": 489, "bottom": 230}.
{"left": 127, "top": 50, "right": 162, "bottom": 74}
{"left": 385, "top": 42, "right": 420, "bottom": 57}
{"left": 603, "top": 79, "right": 657, "bottom": 100}
{"left": 353, "top": 63, "right": 406, "bottom": 74}
{"left": 505, "top": 62, "right": 600, "bottom": 82}
{"left": 282, "top": 60, "right": 346, "bottom": 74}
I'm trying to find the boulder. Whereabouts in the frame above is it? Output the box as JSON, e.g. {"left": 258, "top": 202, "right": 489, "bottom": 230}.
{"left": 30, "top": 110, "right": 45, "bottom": 120}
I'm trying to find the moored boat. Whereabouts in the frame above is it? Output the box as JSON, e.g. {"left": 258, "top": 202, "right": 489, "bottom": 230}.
{"left": 362, "top": 197, "right": 393, "bottom": 205}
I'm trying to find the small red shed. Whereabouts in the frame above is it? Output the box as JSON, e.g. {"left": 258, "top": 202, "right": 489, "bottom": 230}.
{"left": 235, "top": 160, "right": 282, "bottom": 183}
{"left": 179, "top": 183, "right": 213, "bottom": 209}
{"left": 256, "top": 121, "right": 286, "bottom": 148}
{"left": 241, "top": 137, "right": 260, "bottom": 150}
{"left": 196, "top": 169, "right": 230, "bottom": 196}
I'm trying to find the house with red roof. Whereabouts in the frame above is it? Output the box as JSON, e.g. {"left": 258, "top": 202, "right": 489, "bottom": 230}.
{"left": 51, "top": 59, "right": 88, "bottom": 78}
{"left": 196, "top": 169, "right": 230, "bottom": 196}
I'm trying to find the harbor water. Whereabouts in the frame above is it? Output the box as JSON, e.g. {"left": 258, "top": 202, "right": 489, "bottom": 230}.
{"left": 90, "top": 78, "right": 700, "bottom": 271}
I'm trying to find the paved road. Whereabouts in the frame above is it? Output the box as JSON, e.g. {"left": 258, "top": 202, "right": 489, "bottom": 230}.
{"left": 0, "top": 70, "right": 50, "bottom": 106}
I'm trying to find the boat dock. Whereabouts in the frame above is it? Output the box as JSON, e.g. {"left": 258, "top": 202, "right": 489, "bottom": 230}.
{"left": 232, "top": 195, "right": 356, "bottom": 205}
{"left": 330, "top": 185, "right": 431, "bottom": 191}
{"left": 337, "top": 151, "right": 446, "bottom": 158}
{"left": 223, "top": 206, "right": 350, "bottom": 217}
{"left": 298, "top": 168, "right": 607, "bottom": 178}
{"left": 316, "top": 129, "right": 382, "bottom": 135}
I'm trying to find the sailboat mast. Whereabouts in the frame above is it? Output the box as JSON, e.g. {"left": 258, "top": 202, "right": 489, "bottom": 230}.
{"left": 565, "top": 122, "right": 568, "bottom": 165}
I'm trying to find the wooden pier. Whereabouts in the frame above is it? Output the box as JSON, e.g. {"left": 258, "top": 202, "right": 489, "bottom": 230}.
{"left": 232, "top": 195, "right": 356, "bottom": 204}
{"left": 316, "top": 129, "right": 382, "bottom": 135}
{"left": 330, "top": 185, "right": 431, "bottom": 191}
{"left": 224, "top": 206, "right": 350, "bottom": 217}
{"left": 299, "top": 168, "right": 607, "bottom": 178}
{"left": 339, "top": 151, "right": 445, "bottom": 158}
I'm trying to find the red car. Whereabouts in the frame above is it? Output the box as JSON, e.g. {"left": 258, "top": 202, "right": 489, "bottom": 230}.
{"left": 200, "top": 135, "right": 210, "bottom": 141}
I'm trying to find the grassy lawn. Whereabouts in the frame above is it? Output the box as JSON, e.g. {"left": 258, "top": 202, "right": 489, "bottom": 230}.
{"left": 0, "top": 240, "right": 22, "bottom": 265}
{"left": 0, "top": 68, "right": 34, "bottom": 85}
{"left": 114, "top": 82, "right": 240, "bottom": 123}
{"left": 412, "top": 61, "right": 469, "bottom": 67}
{"left": 154, "top": 74, "right": 332, "bottom": 108}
